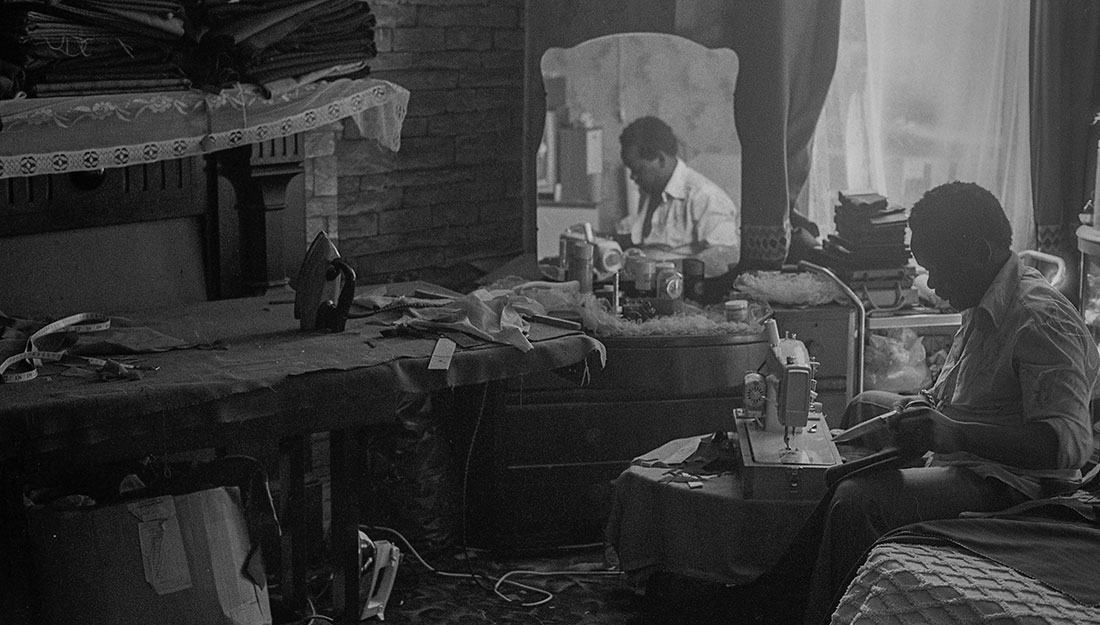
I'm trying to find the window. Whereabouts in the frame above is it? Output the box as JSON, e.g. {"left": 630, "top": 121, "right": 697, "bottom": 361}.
{"left": 806, "top": 0, "right": 1033, "bottom": 250}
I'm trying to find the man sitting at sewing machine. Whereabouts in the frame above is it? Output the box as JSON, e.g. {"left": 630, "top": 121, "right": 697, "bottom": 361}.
{"left": 615, "top": 116, "right": 740, "bottom": 276}
{"left": 809, "top": 181, "right": 1098, "bottom": 622}
{"left": 726, "top": 181, "right": 1099, "bottom": 625}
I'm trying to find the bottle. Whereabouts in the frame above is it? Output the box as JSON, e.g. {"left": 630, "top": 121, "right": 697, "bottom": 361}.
{"left": 566, "top": 239, "right": 594, "bottom": 293}
{"left": 634, "top": 258, "right": 657, "bottom": 297}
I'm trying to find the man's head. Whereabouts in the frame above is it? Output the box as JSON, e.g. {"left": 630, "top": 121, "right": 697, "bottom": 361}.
{"left": 620, "top": 116, "right": 678, "bottom": 195}
{"left": 908, "top": 181, "right": 1013, "bottom": 310}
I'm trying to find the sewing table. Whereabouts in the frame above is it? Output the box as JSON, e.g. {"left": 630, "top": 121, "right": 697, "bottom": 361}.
{"left": 0, "top": 283, "right": 605, "bottom": 624}
{"left": 606, "top": 433, "right": 821, "bottom": 589}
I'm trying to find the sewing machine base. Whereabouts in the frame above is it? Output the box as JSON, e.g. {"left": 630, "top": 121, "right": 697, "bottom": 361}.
{"left": 736, "top": 413, "right": 842, "bottom": 501}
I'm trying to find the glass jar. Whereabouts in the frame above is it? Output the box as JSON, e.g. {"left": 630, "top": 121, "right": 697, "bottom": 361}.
{"left": 724, "top": 299, "right": 750, "bottom": 323}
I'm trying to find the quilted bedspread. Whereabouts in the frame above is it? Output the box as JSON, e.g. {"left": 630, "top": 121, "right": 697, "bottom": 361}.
{"left": 832, "top": 491, "right": 1100, "bottom": 625}
{"left": 832, "top": 542, "right": 1100, "bottom": 625}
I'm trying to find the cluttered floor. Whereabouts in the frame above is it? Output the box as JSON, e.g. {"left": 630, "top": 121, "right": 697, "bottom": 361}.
{"left": 269, "top": 541, "right": 652, "bottom": 625}
{"left": 270, "top": 536, "right": 759, "bottom": 625}
{"left": 381, "top": 544, "right": 642, "bottom": 625}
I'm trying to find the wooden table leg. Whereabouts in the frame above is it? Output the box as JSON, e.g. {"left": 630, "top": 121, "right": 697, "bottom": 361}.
{"left": 1, "top": 460, "right": 33, "bottom": 625}
{"left": 278, "top": 436, "right": 310, "bottom": 613}
{"left": 329, "top": 427, "right": 362, "bottom": 623}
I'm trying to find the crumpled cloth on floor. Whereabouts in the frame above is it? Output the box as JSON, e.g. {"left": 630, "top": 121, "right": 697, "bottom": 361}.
{"left": 396, "top": 289, "right": 548, "bottom": 352}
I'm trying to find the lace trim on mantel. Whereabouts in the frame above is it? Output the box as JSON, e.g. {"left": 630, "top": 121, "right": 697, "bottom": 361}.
{"left": 0, "top": 77, "right": 409, "bottom": 179}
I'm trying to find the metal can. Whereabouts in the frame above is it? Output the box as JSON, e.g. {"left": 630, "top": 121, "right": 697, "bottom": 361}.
{"left": 566, "top": 240, "right": 594, "bottom": 293}
{"left": 655, "top": 261, "right": 683, "bottom": 300}
{"left": 724, "top": 299, "right": 750, "bottom": 323}
{"left": 681, "top": 257, "right": 705, "bottom": 301}
{"left": 634, "top": 258, "right": 657, "bottom": 297}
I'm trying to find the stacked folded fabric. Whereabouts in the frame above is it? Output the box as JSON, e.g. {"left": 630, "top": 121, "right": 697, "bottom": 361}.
{"left": 190, "top": 0, "right": 376, "bottom": 95}
{"left": 0, "top": 0, "right": 377, "bottom": 99}
{"left": 0, "top": 0, "right": 190, "bottom": 97}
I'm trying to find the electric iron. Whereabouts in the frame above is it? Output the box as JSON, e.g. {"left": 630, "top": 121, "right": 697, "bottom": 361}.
{"left": 293, "top": 231, "right": 357, "bottom": 332}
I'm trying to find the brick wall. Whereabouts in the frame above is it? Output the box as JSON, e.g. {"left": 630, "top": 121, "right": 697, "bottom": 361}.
{"left": 306, "top": 0, "right": 527, "bottom": 291}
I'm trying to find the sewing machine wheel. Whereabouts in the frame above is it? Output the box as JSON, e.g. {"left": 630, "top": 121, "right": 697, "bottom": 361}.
{"left": 743, "top": 372, "right": 767, "bottom": 410}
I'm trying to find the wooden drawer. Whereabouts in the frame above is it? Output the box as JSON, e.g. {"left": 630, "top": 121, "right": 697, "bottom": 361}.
{"left": 508, "top": 334, "right": 770, "bottom": 398}
{"left": 498, "top": 397, "right": 736, "bottom": 466}
{"left": 466, "top": 462, "right": 624, "bottom": 550}
{"left": 467, "top": 335, "right": 774, "bottom": 550}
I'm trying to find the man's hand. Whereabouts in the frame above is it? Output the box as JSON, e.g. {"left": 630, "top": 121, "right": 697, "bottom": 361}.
{"left": 890, "top": 406, "right": 967, "bottom": 458}
{"left": 891, "top": 392, "right": 934, "bottom": 414}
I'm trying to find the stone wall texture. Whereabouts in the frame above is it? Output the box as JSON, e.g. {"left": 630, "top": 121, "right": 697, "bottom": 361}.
{"left": 314, "top": 0, "right": 527, "bottom": 289}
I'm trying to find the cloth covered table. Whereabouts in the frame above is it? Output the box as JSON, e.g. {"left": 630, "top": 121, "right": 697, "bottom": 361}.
{"left": 1, "top": 283, "right": 605, "bottom": 462}
{"left": 0, "top": 282, "right": 606, "bottom": 624}
{"left": 606, "top": 434, "right": 819, "bottom": 587}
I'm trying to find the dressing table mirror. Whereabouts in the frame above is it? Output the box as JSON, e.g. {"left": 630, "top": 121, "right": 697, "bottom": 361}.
{"left": 535, "top": 33, "right": 741, "bottom": 258}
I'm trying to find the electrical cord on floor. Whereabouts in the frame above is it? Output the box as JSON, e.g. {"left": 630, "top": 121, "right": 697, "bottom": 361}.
{"left": 364, "top": 524, "right": 622, "bottom": 608}
{"left": 287, "top": 599, "right": 334, "bottom": 624}
{"left": 457, "top": 382, "right": 497, "bottom": 592}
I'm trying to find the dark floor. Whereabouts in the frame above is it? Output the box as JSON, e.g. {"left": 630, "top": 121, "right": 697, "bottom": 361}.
{"left": 271, "top": 542, "right": 652, "bottom": 624}
{"left": 269, "top": 537, "right": 776, "bottom": 625}
{"left": 382, "top": 544, "right": 644, "bottom": 625}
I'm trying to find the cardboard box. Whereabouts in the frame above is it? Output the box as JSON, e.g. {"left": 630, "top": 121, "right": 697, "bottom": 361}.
{"left": 28, "top": 486, "right": 271, "bottom": 625}
{"left": 556, "top": 125, "right": 602, "bottom": 203}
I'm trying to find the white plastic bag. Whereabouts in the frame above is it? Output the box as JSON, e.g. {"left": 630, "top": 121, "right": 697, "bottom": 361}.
{"left": 864, "top": 328, "right": 932, "bottom": 393}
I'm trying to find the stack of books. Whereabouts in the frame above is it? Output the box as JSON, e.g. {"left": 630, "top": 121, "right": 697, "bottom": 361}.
{"left": 818, "top": 191, "right": 917, "bottom": 309}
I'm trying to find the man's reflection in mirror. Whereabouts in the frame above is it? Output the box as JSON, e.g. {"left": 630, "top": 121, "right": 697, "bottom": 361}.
{"left": 614, "top": 116, "right": 740, "bottom": 278}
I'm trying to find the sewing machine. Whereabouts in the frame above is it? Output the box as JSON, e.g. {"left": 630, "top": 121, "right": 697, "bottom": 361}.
{"left": 736, "top": 318, "right": 842, "bottom": 500}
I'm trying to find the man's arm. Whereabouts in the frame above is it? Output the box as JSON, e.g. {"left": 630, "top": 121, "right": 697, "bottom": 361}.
{"left": 685, "top": 184, "right": 740, "bottom": 272}
{"left": 906, "top": 304, "right": 1097, "bottom": 470}
{"left": 909, "top": 411, "right": 1062, "bottom": 469}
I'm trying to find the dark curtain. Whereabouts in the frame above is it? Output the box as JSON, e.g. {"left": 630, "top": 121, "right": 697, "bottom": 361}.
{"left": 677, "top": 0, "right": 841, "bottom": 268}
{"left": 1030, "top": 0, "right": 1100, "bottom": 297}
{"left": 524, "top": 0, "right": 842, "bottom": 269}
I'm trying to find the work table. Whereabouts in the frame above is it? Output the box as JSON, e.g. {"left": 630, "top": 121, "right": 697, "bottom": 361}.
{"left": 0, "top": 284, "right": 605, "bottom": 624}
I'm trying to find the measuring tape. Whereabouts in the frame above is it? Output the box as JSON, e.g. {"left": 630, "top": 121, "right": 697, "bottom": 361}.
{"left": 0, "top": 312, "right": 112, "bottom": 383}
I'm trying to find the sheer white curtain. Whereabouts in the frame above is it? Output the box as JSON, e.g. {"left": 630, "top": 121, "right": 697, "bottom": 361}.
{"left": 807, "top": 0, "right": 1034, "bottom": 250}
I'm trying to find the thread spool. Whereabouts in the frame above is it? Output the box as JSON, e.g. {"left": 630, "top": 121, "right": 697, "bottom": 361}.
{"left": 764, "top": 318, "right": 781, "bottom": 348}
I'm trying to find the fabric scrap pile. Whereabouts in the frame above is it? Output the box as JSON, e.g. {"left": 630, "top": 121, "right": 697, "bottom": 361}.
{"left": 0, "top": 0, "right": 377, "bottom": 99}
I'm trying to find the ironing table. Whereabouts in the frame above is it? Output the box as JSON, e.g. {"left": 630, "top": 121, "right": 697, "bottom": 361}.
{"left": 0, "top": 282, "right": 606, "bottom": 624}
